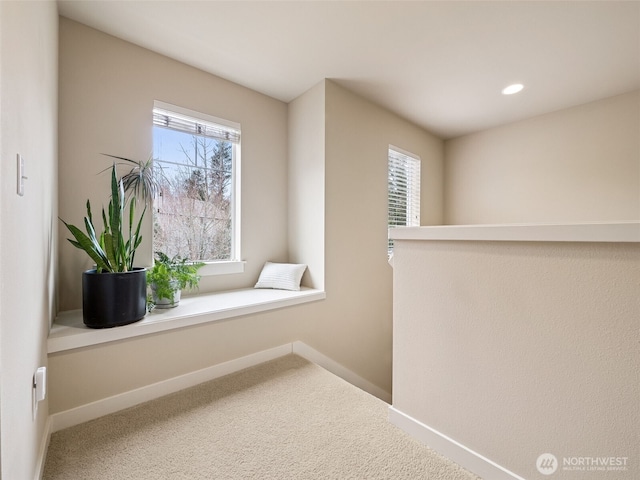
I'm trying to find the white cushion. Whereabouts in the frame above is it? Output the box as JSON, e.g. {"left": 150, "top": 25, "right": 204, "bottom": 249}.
{"left": 254, "top": 262, "right": 307, "bottom": 291}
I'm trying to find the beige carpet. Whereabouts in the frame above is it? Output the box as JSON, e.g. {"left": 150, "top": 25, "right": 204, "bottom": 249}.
{"left": 44, "top": 354, "right": 481, "bottom": 479}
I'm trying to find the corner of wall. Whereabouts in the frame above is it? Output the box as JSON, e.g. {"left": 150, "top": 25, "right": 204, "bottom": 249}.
{"left": 287, "top": 81, "right": 326, "bottom": 290}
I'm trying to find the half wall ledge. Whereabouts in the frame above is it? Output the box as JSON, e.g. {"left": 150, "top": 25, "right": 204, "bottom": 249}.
{"left": 49, "top": 287, "right": 326, "bottom": 354}
{"left": 389, "top": 221, "right": 640, "bottom": 243}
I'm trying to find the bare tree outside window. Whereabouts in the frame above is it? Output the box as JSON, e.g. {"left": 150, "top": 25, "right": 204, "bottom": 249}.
{"left": 153, "top": 127, "right": 234, "bottom": 261}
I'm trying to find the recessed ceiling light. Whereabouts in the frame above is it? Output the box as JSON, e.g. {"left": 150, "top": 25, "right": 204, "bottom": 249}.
{"left": 502, "top": 84, "right": 524, "bottom": 95}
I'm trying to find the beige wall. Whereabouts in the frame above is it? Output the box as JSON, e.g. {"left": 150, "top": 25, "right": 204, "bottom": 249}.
{"left": 52, "top": 24, "right": 443, "bottom": 414}
{"left": 295, "top": 80, "right": 443, "bottom": 394}
{"left": 53, "top": 17, "right": 294, "bottom": 412}
{"left": 0, "top": 1, "right": 58, "bottom": 478}
{"left": 392, "top": 238, "right": 640, "bottom": 480}
{"left": 444, "top": 90, "right": 640, "bottom": 224}
{"left": 49, "top": 308, "right": 306, "bottom": 413}
{"left": 288, "top": 80, "right": 325, "bottom": 289}
{"left": 58, "top": 18, "right": 290, "bottom": 311}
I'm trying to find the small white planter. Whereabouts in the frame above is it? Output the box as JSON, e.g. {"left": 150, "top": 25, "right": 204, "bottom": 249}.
{"left": 151, "top": 282, "right": 181, "bottom": 309}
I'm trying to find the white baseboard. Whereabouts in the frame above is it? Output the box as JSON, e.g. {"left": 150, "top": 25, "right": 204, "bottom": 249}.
{"left": 50, "top": 344, "right": 292, "bottom": 433}
{"left": 292, "top": 341, "right": 392, "bottom": 403}
{"left": 388, "top": 407, "right": 526, "bottom": 480}
{"left": 49, "top": 341, "right": 392, "bottom": 435}
{"left": 34, "top": 415, "right": 52, "bottom": 480}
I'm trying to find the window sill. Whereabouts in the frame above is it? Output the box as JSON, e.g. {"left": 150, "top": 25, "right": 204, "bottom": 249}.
{"left": 199, "top": 260, "right": 245, "bottom": 276}
{"left": 48, "top": 287, "right": 326, "bottom": 354}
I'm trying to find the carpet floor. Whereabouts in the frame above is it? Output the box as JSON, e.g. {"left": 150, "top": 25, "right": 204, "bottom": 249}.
{"left": 43, "top": 354, "right": 482, "bottom": 479}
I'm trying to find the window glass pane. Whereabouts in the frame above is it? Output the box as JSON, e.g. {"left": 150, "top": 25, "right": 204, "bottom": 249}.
{"left": 388, "top": 147, "right": 420, "bottom": 254}
{"left": 153, "top": 125, "right": 234, "bottom": 261}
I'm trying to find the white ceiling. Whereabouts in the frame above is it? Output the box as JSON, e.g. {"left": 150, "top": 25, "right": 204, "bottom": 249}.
{"left": 57, "top": 1, "right": 640, "bottom": 139}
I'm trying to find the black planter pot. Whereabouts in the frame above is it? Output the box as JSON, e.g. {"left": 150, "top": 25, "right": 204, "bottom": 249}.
{"left": 82, "top": 268, "right": 147, "bottom": 328}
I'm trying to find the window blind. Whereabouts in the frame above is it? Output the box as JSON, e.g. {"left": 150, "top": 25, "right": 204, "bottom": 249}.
{"left": 388, "top": 147, "right": 420, "bottom": 252}
{"left": 153, "top": 106, "right": 240, "bottom": 144}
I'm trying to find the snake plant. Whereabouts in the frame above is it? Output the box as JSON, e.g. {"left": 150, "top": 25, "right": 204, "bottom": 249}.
{"left": 61, "top": 158, "right": 155, "bottom": 273}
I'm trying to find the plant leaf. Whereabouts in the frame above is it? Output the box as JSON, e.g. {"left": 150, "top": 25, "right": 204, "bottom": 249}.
{"left": 103, "top": 233, "right": 117, "bottom": 268}
{"left": 101, "top": 153, "right": 159, "bottom": 203}
{"left": 86, "top": 199, "right": 94, "bottom": 225}
{"left": 128, "top": 204, "right": 146, "bottom": 270}
{"left": 82, "top": 216, "right": 112, "bottom": 271}
{"left": 62, "top": 220, "right": 111, "bottom": 271}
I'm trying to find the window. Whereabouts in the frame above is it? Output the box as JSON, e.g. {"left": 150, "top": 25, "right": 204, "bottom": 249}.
{"left": 388, "top": 146, "right": 420, "bottom": 254}
{"left": 152, "top": 101, "right": 241, "bottom": 265}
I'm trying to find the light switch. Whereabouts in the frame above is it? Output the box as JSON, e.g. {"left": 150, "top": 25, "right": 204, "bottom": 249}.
{"left": 35, "top": 366, "right": 47, "bottom": 402}
{"left": 32, "top": 366, "right": 47, "bottom": 420}
{"left": 17, "top": 154, "right": 27, "bottom": 196}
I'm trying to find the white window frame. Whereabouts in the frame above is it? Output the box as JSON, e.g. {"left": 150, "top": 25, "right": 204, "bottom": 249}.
{"left": 388, "top": 145, "right": 421, "bottom": 255}
{"left": 153, "top": 100, "right": 244, "bottom": 276}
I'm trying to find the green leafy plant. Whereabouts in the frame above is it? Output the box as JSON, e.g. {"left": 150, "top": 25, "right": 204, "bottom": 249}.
{"left": 147, "top": 252, "right": 205, "bottom": 308}
{"left": 61, "top": 156, "right": 157, "bottom": 273}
